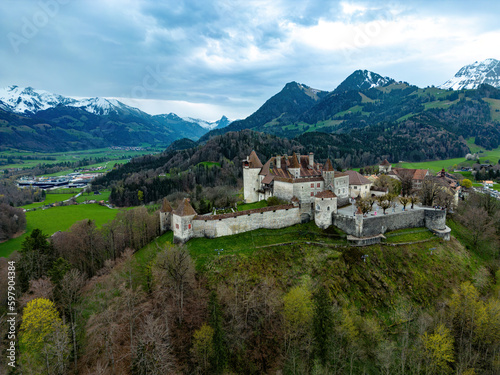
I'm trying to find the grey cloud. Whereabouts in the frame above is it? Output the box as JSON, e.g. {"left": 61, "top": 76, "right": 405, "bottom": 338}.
{"left": 1, "top": 0, "right": 500, "bottom": 119}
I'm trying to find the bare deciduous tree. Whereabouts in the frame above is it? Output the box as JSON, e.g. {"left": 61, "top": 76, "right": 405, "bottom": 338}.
{"left": 419, "top": 179, "right": 440, "bottom": 207}
{"left": 456, "top": 206, "right": 498, "bottom": 248}
{"left": 60, "top": 269, "right": 87, "bottom": 369}
{"left": 155, "top": 245, "right": 195, "bottom": 325}
{"left": 132, "top": 313, "right": 174, "bottom": 374}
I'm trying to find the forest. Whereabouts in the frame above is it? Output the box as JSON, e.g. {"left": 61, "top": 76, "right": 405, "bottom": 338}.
{"left": 0, "top": 188, "right": 499, "bottom": 374}
{"left": 93, "top": 129, "right": 469, "bottom": 208}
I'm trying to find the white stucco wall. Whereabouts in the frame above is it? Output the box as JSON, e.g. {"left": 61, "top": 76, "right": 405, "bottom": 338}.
{"left": 243, "top": 167, "right": 261, "bottom": 203}
{"left": 190, "top": 206, "right": 301, "bottom": 239}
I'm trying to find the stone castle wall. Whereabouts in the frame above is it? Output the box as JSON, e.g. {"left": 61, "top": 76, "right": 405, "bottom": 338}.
{"left": 171, "top": 201, "right": 448, "bottom": 244}
{"left": 333, "top": 209, "right": 447, "bottom": 238}
{"left": 189, "top": 204, "right": 302, "bottom": 240}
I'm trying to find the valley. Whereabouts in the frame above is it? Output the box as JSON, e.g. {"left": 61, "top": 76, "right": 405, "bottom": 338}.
{"left": 1, "top": 58, "right": 500, "bottom": 375}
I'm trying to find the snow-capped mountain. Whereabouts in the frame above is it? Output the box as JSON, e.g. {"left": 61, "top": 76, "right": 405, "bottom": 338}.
{"left": 334, "top": 69, "right": 396, "bottom": 93}
{"left": 440, "top": 58, "right": 500, "bottom": 90}
{"left": 183, "top": 115, "right": 232, "bottom": 130}
{"left": 0, "top": 85, "right": 75, "bottom": 114}
{"left": 0, "top": 85, "right": 134, "bottom": 116}
{"left": 67, "top": 97, "right": 139, "bottom": 115}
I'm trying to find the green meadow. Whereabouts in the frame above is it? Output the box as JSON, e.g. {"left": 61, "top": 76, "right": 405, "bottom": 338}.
{"left": 0, "top": 204, "right": 120, "bottom": 258}
{"left": 398, "top": 139, "right": 500, "bottom": 173}
{"left": 21, "top": 193, "right": 77, "bottom": 209}
{"left": 75, "top": 190, "right": 111, "bottom": 203}
{"left": 0, "top": 147, "right": 162, "bottom": 174}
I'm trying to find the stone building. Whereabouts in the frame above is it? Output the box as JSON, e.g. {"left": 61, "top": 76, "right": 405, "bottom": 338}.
{"left": 172, "top": 198, "right": 197, "bottom": 243}
{"left": 379, "top": 159, "right": 392, "bottom": 173}
{"left": 159, "top": 198, "right": 172, "bottom": 232}
{"left": 163, "top": 151, "right": 451, "bottom": 245}
{"left": 344, "top": 170, "right": 372, "bottom": 198}
{"left": 314, "top": 190, "right": 337, "bottom": 229}
{"left": 390, "top": 168, "right": 429, "bottom": 190}
{"left": 243, "top": 151, "right": 350, "bottom": 207}
{"left": 430, "top": 168, "right": 460, "bottom": 207}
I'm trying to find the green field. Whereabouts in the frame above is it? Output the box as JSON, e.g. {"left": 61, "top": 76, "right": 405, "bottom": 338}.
{"left": 75, "top": 190, "right": 111, "bottom": 203}
{"left": 50, "top": 188, "right": 83, "bottom": 194}
{"left": 423, "top": 99, "right": 458, "bottom": 110}
{"left": 197, "top": 161, "right": 221, "bottom": 168}
{"left": 384, "top": 227, "right": 435, "bottom": 243}
{"left": 185, "top": 221, "right": 347, "bottom": 266}
{"left": 483, "top": 98, "right": 500, "bottom": 121}
{"left": 398, "top": 139, "right": 500, "bottom": 173}
{"left": 21, "top": 193, "right": 77, "bottom": 209}
{"left": 0, "top": 204, "right": 120, "bottom": 258}
{"left": 0, "top": 147, "right": 162, "bottom": 173}
{"left": 398, "top": 157, "right": 472, "bottom": 172}
{"left": 237, "top": 200, "right": 268, "bottom": 211}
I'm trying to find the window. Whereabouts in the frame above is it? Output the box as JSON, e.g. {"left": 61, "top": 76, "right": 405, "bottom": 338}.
{"left": 327, "top": 206, "right": 330, "bottom": 211}
{"left": 175, "top": 224, "right": 179, "bottom": 229}
{"left": 317, "top": 183, "right": 320, "bottom": 187}
{"left": 188, "top": 224, "right": 191, "bottom": 229}
{"left": 310, "top": 192, "right": 314, "bottom": 196}
{"left": 354, "top": 186, "right": 357, "bottom": 189}
{"left": 311, "top": 183, "right": 314, "bottom": 188}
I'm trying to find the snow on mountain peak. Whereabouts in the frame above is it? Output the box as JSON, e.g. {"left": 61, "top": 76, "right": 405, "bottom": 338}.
{"left": 0, "top": 85, "right": 74, "bottom": 114}
{"left": 440, "top": 58, "right": 500, "bottom": 90}
{"left": 182, "top": 116, "right": 232, "bottom": 130}
{"left": 67, "top": 97, "right": 124, "bottom": 115}
{"left": 0, "top": 85, "right": 130, "bottom": 115}
{"left": 334, "top": 70, "right": 395, "bottom": 93}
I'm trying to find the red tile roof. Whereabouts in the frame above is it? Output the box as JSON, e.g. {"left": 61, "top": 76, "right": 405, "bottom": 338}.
{"left": 413, "top": 169, "right": 428, "bottom": 180}
{"left": 290, "top": 152, "right": 300, "bottom": 168}
{"left": 248, "top": 150, "right": 263, "bottom": 168}
{"left": 275, "top": 176, "right": 324, "bottom": 183}
{"left": 393, "top": 168, "right": 428, "bottom": 181}
{"left": 160, "top": 198, "right": 173, "bottom": 213}
{"left": 261, "top": 174, "right": 274, "bottom": 184}
{"left": 380, "top": 159, "right": 391, "bottom": 166}
{"left": 260, "top": 154, "right": 322, "bottom": 178}
{"left": 334, "top": 172, "right": 349, "bottom": 177}
{"left": 323, "top": 159, "right": 334, "bottom": 171}
{"left": 344, "top": 170, "right": 372, "bottom": 185}
{"left": 173, "top": 198, "right": 197, "bottom": 216}
{"left": 315, "top": 190, "right": 337, "bottom": 198}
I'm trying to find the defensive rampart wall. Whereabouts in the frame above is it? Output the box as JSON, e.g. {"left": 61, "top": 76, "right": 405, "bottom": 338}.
{"left": 190, "top": 204, "right": 302, "bottom": 239}
{"left": 333, "top": 208, "right": 447, "bottom": 238}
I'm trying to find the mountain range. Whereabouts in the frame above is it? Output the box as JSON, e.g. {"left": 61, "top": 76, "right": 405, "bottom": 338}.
{"left": 202, "top": 59, "right": 500, "bottom": 153}
{"left": 0, "top": 86, "right": 230, "bottom": 151}
{"left": 440, "top": 58, "right": 500, "bottom": 90}
{"left": 1, "top": 58, "right": 500, "bottom": 153}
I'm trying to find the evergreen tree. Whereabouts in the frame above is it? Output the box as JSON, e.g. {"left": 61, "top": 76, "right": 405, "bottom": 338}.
{"left": 312, "top": 286, "right": 334, "bottom": 366}
{"left": 18, "top": 229, "right": 56, "bottom": 292}
{"left": 208, "top": 291, "right": 227, "bottom": 374}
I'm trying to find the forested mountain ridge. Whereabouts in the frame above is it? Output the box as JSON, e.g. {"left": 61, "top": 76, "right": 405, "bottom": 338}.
{"left": 0, "top": 86, "right": 231, "bottom": 152}
{"left": 202, "top": 74, "right": 500, "bottom": 150}
{"left": 93, "top": 126, "right": 468, "bottom": 207}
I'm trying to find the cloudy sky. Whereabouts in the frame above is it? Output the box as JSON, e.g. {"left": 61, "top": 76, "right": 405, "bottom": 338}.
{"left": 1, "top": 0, "right": 499, "bottom": 120}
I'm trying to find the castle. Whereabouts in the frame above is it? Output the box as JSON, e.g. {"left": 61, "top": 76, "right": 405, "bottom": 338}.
{"left": 243, "top": 151, "right": 350, "bottom": 207}
{"left": 161, "top": 151, "right": 451, "bottom": 244}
